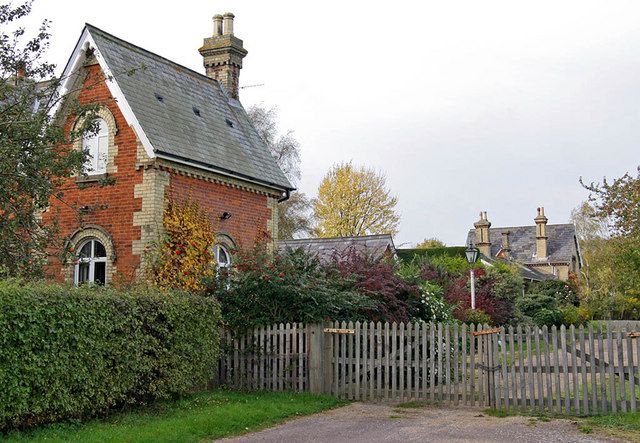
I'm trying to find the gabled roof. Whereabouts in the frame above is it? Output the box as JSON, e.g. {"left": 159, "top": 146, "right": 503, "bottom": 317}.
{"left": 57, "top": 24, "right": 292, "bottom": 192}
{"left": 466, "top": 223, "right": 579, "bottom": 264}
{"left": 277, "top": 234, "right": 396, "bottom": 264}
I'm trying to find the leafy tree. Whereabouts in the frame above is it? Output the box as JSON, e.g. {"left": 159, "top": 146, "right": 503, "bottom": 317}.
{"left": 313, "top": 161, "right": 400, "bottom": 237}
{"left": 416, "top": 237, "right": 446, "bottom": 248}
{"left": 571, "top": 197, "right": 640, "bottom": 319}
{"left": 0, "top": 2, "right": 97, "bottom": 277}
{"left": 581, "top": 166, "right": 640, "bottom": 237}
{"left": 247, "top": 103, "right": 312, "bottom": 239}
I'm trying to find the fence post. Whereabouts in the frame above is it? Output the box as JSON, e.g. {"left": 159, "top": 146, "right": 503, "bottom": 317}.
{"left": 308, "top": 323, "right": 333, "bottom": 394}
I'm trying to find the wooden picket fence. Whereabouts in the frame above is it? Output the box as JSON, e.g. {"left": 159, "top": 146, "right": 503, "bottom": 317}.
{"left": 217, "top": 323, "right": 309, "bottom": 391}
{"left": 216, "top": 321, "right": 640, "bottom": 415}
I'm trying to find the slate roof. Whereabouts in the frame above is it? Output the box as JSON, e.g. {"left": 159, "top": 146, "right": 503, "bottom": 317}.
{"left": 479, "top": 256, "right": 556, "bottom": 282}
{"left": 277, "top": 234, "right": 396, "bottom": 264}
{"left": 85, "top": 24, "right": 292, "bottom": 191}
{"left": 466, "top": 223, "right": 579, "bottom": 264}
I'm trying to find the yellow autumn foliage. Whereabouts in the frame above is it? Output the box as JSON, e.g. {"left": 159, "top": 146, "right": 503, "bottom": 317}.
{"left": 313, "top": 162, "right": 400, "bottom": 237}
{"left": 147, "top": 198, "right": 217, "bottom": 293}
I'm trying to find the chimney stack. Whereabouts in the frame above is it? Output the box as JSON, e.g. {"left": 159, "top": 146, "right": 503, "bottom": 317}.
{"left": 474, "top": 211, "right": 492, "bottom": 257}
{"left": 199, "top": 12, "right": 248, "bottom": 100}
{"left": 534, "top": 207, "right": 548, "bottom": 259}
{"left": 501, "top": 230, "right": 511, "bottom": 258}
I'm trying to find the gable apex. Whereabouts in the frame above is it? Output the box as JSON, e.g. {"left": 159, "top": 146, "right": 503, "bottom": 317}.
{"left": 54, "top": 25, "right": 156, "bottom": 159}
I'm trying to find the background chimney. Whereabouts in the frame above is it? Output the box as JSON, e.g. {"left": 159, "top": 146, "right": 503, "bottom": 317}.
{"left": 474, "top": 211, "right": 492, "bottom": 257}
{"left": 534, "top": 207, "right": 548, "bottom": 259}
{"left": 501, "top": 230, "right": 511, "bottom": 257}
{"left": 199, "top": 12, "right": 248, "bottom": 100}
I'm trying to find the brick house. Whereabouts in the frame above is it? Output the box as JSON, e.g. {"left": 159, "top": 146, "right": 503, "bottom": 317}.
{"left": 465, "top": 208, "right": 582, "bottom": 281}
{"left": 44, "top": 14, "right": 292, "bottom": 285}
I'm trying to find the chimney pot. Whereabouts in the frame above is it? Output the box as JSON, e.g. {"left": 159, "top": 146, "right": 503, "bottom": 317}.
{"left": 213, "top": 15, "right": 223, "bottom": 35}
{"left": 223, "top": 12, "right": 235, "bottom": 35}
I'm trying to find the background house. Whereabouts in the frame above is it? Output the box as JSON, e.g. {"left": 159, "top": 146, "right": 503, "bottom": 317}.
{"left": 44, "top": 15, "right": 293, "bottom": 285}
{"left": 466, "top": 208, "right": 581, "bottom": 281}
{"left": 277, "top": 234, "right": 396, "bottom": 264}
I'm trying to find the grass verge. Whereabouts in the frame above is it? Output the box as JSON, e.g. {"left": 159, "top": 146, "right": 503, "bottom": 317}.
{"left": 580, "top": 412, "right": 640, "bottom": 442}
{"left": 4, "top": 390, "right": 347, "bottom": 443}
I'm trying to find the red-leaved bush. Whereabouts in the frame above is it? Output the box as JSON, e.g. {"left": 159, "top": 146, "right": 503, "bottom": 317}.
{"left": 328, "top": 249, "right": 421, "bottom": 323}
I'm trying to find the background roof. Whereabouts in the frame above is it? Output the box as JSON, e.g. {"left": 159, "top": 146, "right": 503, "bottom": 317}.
{"left": 277, "top": 234, "right": 396, "bottom": 264}
{"left": 466, "top": 223, "right": 578, "bottom": 263}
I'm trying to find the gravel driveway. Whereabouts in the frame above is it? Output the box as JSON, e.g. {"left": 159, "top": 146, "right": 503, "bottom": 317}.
{"left": 218, "top": 403, "right": 624, "bottom": 443}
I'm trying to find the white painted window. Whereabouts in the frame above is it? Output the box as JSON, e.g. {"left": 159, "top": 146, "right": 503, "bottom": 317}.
{"left": 82, "top": 118, "right": 109, "bottom": 174}
{"left": 213, "top": 244, "right": 231, "bottom": 269}
{"left": 74, "top": 239, "right": 107, "bottom": 285}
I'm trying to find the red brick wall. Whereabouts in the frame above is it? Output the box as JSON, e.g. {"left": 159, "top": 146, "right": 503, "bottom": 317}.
{"left": 166, "top": 172, "right": 273, "bottom": 250}
{"left": 44, "top": 63, "right": 143, "bottom": 282}
{"left": 45, "top": 62, "right": 275, "bottom": 283}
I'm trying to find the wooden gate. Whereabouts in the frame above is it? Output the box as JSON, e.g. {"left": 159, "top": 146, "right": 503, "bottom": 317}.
{"left": 217, "top": 321, "right": 640, "bottom": 414}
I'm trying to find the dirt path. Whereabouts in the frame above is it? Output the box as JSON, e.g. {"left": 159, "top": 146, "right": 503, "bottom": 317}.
{"left": 218, "top": 403, "right": 625, "bottom": 443}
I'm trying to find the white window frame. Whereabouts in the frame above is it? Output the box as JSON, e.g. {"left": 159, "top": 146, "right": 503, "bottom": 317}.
{"left": 74, "top": 238, "right": 108, "bottom": 285}
{"left": 213, "top": 244, "right": 231, "bottom": 269}
{"left": 82, "top": 118, "right": 109, "bottom": 175}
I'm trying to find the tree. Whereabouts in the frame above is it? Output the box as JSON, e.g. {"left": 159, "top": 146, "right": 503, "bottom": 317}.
{"left": 416, "top": 237, "right": 446, "bottom": 248}
{"left": 0, "top": 2, "right": 97, "bottom": 277}
{"left": 313, "top": 162, "right": 400, "bottom": 237}
{"left": 581, "top": 166, "right": 640, "bottom": 238}
{"left": 247, "top": 103, "right": 312, "bottom": 239}
{"left": 571, "top": 191, "right": 640, "bottom": 319}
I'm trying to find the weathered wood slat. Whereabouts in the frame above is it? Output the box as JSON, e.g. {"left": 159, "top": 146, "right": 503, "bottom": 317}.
{"left": 355, "top": 321, "right": 361, "bottom": 400}
{"left": 579, "top": 325, "right": 589, "bottom": 415}
{"left": 542, "top": 326, "right": 552, "bottom": 412}
{"left": 534, "top": 326, "right": 543, "bottom": 411}
{"left": 617, "top": 328, "right": 627, "bottom": 413}
{"left": 500, "top": 327, "right": 509, "bottom": 410}
{"left": 551, "top": 325, "right": 561, "bottom": 415}
{"left": 607, "top": 328, "right": 617, "bottom": 413}
{"left": 588, "top": 325, "right": 598, "bottom": 413}
{"left": 400, "top": 322, "right": 407, "bottom": 400}
{"left": 431, "top": 323, "right": 437, "bottom": 403}
{"left": 438, "top": 323, "right": 444, "bottom": 403}
{"left": 626, "top": 327, "right": 636, "bottom": 413}
{"left": 598, "top": 325, "right": 607, "bottom": 413}
{"left": 422, "top": 322, "right": 428, "bottom": 401}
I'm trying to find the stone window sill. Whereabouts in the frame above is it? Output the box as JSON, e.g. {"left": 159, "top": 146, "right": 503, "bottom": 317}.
{"left": 76, "top": 173, "right": 108, "bottom": 184}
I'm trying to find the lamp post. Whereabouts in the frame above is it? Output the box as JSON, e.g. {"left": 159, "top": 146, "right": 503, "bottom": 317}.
{"left": 465, "top": 241, "right": 479, "bottom": 309}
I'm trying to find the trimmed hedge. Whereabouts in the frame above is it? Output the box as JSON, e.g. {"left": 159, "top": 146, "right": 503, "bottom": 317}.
{"left": 0, "top": 280, "right": 221, "bottom": 431}
{"left": 396, "top": 247, "right": 467, "bottom": 262}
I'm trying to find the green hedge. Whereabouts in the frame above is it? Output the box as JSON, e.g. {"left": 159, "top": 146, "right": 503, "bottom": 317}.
{"left": 0, "top": 280, "right": 221, "bottom": 431}
{"left": 396, "top": 247, "right": 467, "bottom": 262}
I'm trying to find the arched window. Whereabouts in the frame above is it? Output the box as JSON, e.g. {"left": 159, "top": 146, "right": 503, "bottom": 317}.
{"left": 75, "top": 239, "right": 107, "bottom": 285}
{"left": 82, "top": 118, "right": 109, "bottom": 174}
{"left": 213, "top": 244, "right": 231, "bottom": 269}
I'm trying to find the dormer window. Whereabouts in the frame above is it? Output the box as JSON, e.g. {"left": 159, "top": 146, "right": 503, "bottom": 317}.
{"left": 82, "top": 118, "right": 109, "bottom": 175}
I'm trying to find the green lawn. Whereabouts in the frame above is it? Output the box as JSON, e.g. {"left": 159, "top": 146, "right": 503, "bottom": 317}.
{"left": 4, "top": 390, "right": 346, "bottom": 443}
{"left": 581, "top": 412, "right": 640, "bottom": 442}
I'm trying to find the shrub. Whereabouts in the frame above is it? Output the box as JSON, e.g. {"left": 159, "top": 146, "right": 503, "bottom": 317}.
{"left": 0, "top": 280, "right": 221, "bottom": 431}
{"left": 515, "top": 293, "right": 557, "bottom": 319}
{"left": 460, "top": 308, "right": 492, "bottom": 326}
{"left": 417, "top": 281, "right": 454, "bottom": 323}
{"left": 532, "top": 308, "right": 564, "bottom": 327}
{"left": 446, "top": 267, "right": 521, "bottom": 325}
{"left": 145, "top": 198, "right": 217, "bottom": 293}
{"left": 214, "top": 246, "right": 375, "bottom": 332}
{"left": 527, "top": 280, "right": 579, "bottom": 306}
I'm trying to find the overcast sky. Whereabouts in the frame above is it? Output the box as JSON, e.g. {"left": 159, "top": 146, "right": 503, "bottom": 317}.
{"left": 23, "top": 0, "right": 639, "bottom": 247}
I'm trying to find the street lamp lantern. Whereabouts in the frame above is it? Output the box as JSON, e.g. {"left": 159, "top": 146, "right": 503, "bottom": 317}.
{"left": 465, "top": 242, "right": 479, "bottom": 264}
{"left": 465, "top": 241, "right": 479, "bottom": 310}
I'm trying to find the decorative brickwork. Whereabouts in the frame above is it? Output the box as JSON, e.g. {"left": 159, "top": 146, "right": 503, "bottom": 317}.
{"left": 44, "top": 63, "right": 144, "bottom": 283}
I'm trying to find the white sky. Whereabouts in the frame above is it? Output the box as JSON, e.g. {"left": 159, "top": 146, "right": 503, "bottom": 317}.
{"left": 23, "top": 0, "right": 640, "bottom": 247}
